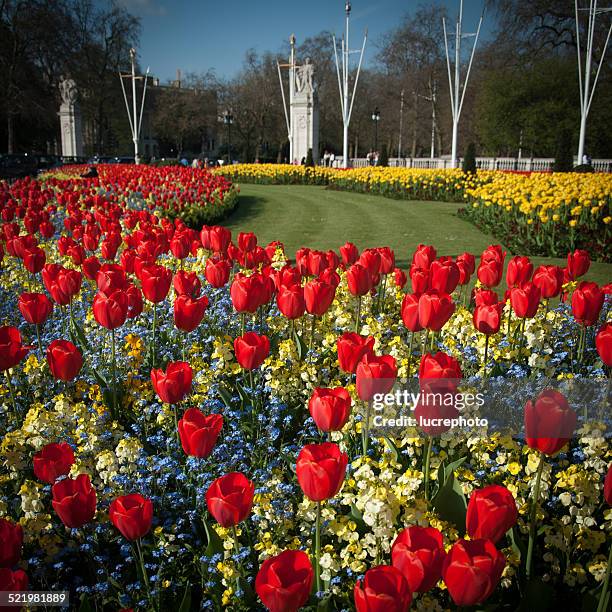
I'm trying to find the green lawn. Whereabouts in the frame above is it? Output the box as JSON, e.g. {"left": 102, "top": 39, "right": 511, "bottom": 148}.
{"left": 223, "top": 184, "right": 612, "bottom": 285}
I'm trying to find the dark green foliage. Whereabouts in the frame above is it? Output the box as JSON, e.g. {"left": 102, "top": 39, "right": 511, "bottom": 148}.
{"left": 462, "top": 143, "right": 477, "bottom": 174}
{"left": 305, "top": 148, "right": 314, "bottom": 167}
{"left": 378, "top": 145, "right": 389, "bottom": 167}
{"left": 553, "top": 129, "right": 574, "bottom": 172}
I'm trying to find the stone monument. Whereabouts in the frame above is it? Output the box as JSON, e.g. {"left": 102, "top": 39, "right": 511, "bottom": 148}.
{"left": 58, "top": 77, "right": 84, "bottom": 158}
{"left": 290, "top": 55, "right": 319, "bottom": 163}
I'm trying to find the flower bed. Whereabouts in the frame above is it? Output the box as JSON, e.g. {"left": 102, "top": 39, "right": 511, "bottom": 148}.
{"left": 216, "top": 164, "right": 612, "bottom": 261}
{"left": 44, "top": 164, "right": 239, "bottom": 228}
{"left": 0, "top": 170, "right": 611, "bottom": 611}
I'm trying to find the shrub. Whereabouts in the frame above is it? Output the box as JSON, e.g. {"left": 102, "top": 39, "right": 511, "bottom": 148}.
{"left": 462, "top": 143, "right": 477, "bottom": 174}
{"left": 305, "top": 148, "right": 314, "bottom": 167}
{"left": 553, "top": 129, "right": 574, "bottom": 172}
{"left": 378, "top": 145, "right": 389, "bottom": 167}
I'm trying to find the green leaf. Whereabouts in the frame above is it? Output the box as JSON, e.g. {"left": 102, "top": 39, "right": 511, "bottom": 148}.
{"left": 71, "top": 318, "right": 92, "bottom": 353}
{"left": 78, "top": 594, "right": 95, "bottom": 612}
{"left": 383, "top": 436, "right": 399, "bottom": 464}
{"left": 202, "top": 516, "right": 224, "bottom": 557}
{"left": 431, "top": 470, "right": 467, "bottom": 534}
{"left": 236, "top": 381, "right": 250, "bottom": 407}
{"left": 178, "top": 585, "right": 191, "bottom": 612}
{"left": 292, "top": 327, "right": 307, "bottom": 361}
{"left": 518, "top": 578, "right": 554, "bottom": 611}
{"left": 217, "top": 385, "right": 233, "bottom": 409}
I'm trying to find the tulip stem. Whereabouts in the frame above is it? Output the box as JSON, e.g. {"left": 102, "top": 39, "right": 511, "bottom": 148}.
{"left": 309, "top": 315, "right": 316, "bottom": 355}
{"left": 151, "top": 302, "right": 157, "bottom": 369}
{"left": 361, "top": 401, "right": 371, "bottom": 456}
{"left": 483, "top": 334, "right": 489, "bottom": 375}
{"left": 596, "top": 541, "right": 612, "bottom": 612}
{"left": 354, "top": 295, "right": 362, "bottom": 333}
{"left": 406, "top": 332, "right": 414, "bottom": 377}
{"left": 35, "top": 324, "right": 43, "bottom": 359}
{"left": 4, "top": 370, "right": 17, "bottom": 413}
{"left": 231, "top": 525, "right": 242, "bottom": 595}
{"left": 111, "top": 328, "right": 117, "bottom": 418}
{"left": 135, "top": 538, "right": 153, "bottom": 607}
{"left": 315, "top": 501, "right": 322, "bottom": 595}
{"left": 423, "top": 436, "right": 433, "bottom": 502}
{"left": 526, "top": 452, "right": 545, "bottom": 581}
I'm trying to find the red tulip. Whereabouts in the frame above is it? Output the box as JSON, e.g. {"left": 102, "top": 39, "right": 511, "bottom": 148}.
{"left": 230, "top": 273, "right": 266, "bottom": 313}
{"left": 571, "top": 281, "right": 604, "bottom": 326}
{"left": 234, "top": 332, "right": 270, "bottom": 370}
{"left": 604, "top": 464, "right": 612, "bottom": 506}
{"left": 206, "top": 472, "right": 254, "bottom": 527}
{"left": 33, "top": 442, "right": 75, "bottom": 484}
{"left": 391, "top": 526, "right": 445, "bottom": 593}
{"left": 566, "top": 249, "right": 590, "bottom": 280}
{"left": 308, "top": 387, "right": 352, "bottom": 432}
{"left": 0, "top": 568, "right": 28, "bottom": 596}
{"left": 0, "top": 326, "right": 30, "bottom": 371}
{"left": 0, "top": 518, "right": 23, "bottom": 568}
{"left": 346, "top": 263, "right": 372, "bottom": 296}
{"left": 126, "top": 284, "right": 143, "bottom": 319}
{"left": 96, "top": 264, "right": 128, "bottom": 293}
{"left": 506, "top": 256, "right": 533, "bottom": 287}
{"left": 473, "top": 300, "right": 504, "bottom": 335}
{"left": 401, "top": 293, "right": 423, "bottom": 332}
{"left": 255, "top": 549, "right": 314, "bottom": 612}
{"left": 412, "top": 244, "right": 436, "bottom": 269}
{"left": 23, "top": 246, "right": 46, "bottom": 274}
{"left": 442, "top": 539, "right": 505, "bottom": 607}
{"left": 205, "top": 257, "right": 232, "bottom": 288}
{"left": 209, "top": 226, "right": 231, "bottom": 253}
{"left": 430, "top": 258, "right": 460, "bottom": 294}
{"left": 524, "top": 389, "right": 577, "bottom": 456}
{"left": 150, "top": 361, "right": 193, "bottom": 404}
{"left": 358, "top": 249, "right": 381, "bottom": 279}
{"left": 354, "top": 565, "right": 412, "bottom": 611}
{"left": 510, "top": 282, "right": 540, "bottom": 318}
{"left": 92, "top": 290, "right": 129, "bottom": 329}
{"left": 174, "top": 294, "right": 208, "bottom": 332}
{"left": 336, "top": 332, "right": 375, "bottom": 374}
{"left": 140, "top": 264, "right": 172, "bottom": 303}
{"left": 477, "top": 260, "right": 503, "bottom": 288}
{"left": 296, "top": 442, "right": 347, "bottom": 502}
{"left": 82, "top": 255, "right": 101, "bottom": 280}
{"left": 419, "top": 351, "right": 462, "bottom": 382}
{"left": 277, "top": 284, "right": 306, "bottom": 319}
{"left": 466, "top": 484, "right": 518, "bottom": 543}
{"left": 237, "top": 231, "right": 257, "bottom": 252}
{"left": 18, "top": 292, "right": 53, "bottom": 325}
{"left": 51, "top": 473, "right": 97, "bottom": 528}
{"left": 178, "top": 408, "right": 223, "bottom": 458}
{"left": 410, "top": 265, "right": 430, "bottom": 294}
{"left": 394, "top": 267, "right": 407, "bottom": 288}
{"left": 173, "top": 270, "right": 201, "bottom": 298}
{"left": 109, "top": 494, "right": 153, "bottom": 541}
{"left": 418, "top": 290, "right": 455, "bottom": 331}
{"left": 304, "top": 278, "right": 336, "bottom": 316}
{"left": 340, "top": 242, "right": 359, "bottom": 266}
{"left": 46, "top": 340, "right": 83, "bottom": 381}
{"left": 532, "top": 265, "right": 563, "bottom": 299}
{"left": 356, "top": 353, "right": 397, "bottom": 401}
{"left": 596, "top": 322, "right": 612, "bottom": 367}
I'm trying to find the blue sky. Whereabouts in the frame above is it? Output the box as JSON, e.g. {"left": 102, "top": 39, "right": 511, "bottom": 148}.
{"left": 117, "top": 0, "right": 492, "bottom": 82}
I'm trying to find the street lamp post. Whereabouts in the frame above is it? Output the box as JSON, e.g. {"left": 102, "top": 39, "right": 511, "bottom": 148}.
{"left": 371, "top": 107, "right": 380, "bottom": 151}
{"left": 223, "top": 110, "right": 233, "bottom": 165}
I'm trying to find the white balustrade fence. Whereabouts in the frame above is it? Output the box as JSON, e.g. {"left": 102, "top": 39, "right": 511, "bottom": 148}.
{"left": 339, "top": 157, "right": 612, "bottom": 172}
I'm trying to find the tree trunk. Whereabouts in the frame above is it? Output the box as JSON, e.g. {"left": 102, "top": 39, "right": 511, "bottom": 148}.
{"left": 7, "top": 114, "right": 15, "bottom": 153}
{"left": 411, "top": 92, "right": 418, "bottom": 158}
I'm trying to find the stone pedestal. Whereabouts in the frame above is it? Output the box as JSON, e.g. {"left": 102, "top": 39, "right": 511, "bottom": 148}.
{"left": 291, "top": 92, "right": 318, "bottom": 164}
{"left": 59, "top": 103, "right": 84, "bottom": 158}
{"left": 290, "top": 60, "right": 319, "bottom": 164}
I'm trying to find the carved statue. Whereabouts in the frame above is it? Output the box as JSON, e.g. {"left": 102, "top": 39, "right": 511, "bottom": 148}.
{"left": 59, "top": 77, "right": 78, "bottom": 106}
{"left": 295, "top": 58, "right": 314, "bottom": 94}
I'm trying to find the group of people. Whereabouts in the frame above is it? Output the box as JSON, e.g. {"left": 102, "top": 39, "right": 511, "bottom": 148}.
{"left": 321, "top": 150, "right": 337, "bottom": 167}
{"left": 366, "top": 150, "right": 380, "bottom": 166}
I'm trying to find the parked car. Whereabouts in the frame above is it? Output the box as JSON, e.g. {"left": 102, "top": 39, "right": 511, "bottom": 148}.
{"left": 0, "top": 154, "right": 39, "bottom": 180}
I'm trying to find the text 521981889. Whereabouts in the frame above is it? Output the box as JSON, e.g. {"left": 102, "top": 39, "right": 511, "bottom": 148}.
{"left": 0, "top": 592, "right": 69, "bottom": 607}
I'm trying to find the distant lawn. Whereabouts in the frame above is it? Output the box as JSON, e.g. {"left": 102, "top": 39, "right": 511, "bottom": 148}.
{"left": 223, "top": 184, "right": 611, "bottom": 285}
